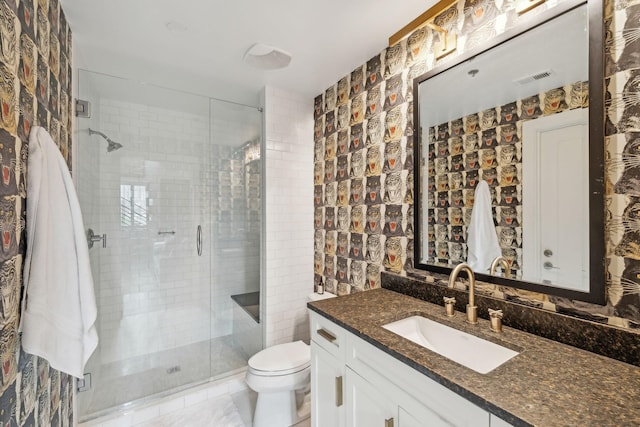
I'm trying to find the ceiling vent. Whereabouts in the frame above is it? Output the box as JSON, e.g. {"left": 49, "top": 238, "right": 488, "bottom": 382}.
{"left": 514, "top": 69, "right": 553, "bottom": 85}
{"left": 243, "top": 43, "right": 292, "bottom": 70}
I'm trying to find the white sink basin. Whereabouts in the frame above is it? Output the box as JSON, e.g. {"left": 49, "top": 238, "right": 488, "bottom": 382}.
{"left": 382, "top": 315, "right": 519, "bottom": 374}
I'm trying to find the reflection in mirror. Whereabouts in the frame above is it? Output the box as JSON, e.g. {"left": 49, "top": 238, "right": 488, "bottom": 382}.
{"left": 414, "top": 0, "right": 605, "bottom": 304}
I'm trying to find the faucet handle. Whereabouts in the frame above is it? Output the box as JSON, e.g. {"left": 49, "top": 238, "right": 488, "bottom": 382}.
{"left": 443, "top": 297, "right": 456, "bottom": 317}
{"left": 488, "top": 308, "right": 504, "bottom": 333}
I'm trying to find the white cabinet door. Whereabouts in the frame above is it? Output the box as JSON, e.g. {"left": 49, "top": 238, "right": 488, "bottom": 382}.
{"left": 398, "top": 402, "right": 459, "bottom": 427}
{"left": 346, "top": 367, "right": 396, "bottom": 427}
{"left": 398, "top": 407, "right": 425, "bottom": 427}
{"left": 490, "top": 414, "right": 515, "bottom": 427}
{"left": 311, "top": 343, "right": 345, "bottom": 427}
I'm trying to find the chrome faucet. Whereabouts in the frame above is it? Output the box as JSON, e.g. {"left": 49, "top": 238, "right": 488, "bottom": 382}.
{"left": 448, "top": 263, "right": 478, "bottom": 324}
{"left": 490, "top": 256, "right": 511, "bottom": 278}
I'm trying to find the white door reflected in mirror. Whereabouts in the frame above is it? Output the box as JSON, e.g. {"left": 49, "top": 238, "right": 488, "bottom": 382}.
{"left": 522, "top": 108, "right": 589, "bottom": 292}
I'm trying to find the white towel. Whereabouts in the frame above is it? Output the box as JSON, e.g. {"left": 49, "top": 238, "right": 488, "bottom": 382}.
{"left": 20, "top": 126, "right": 98, "bottom": 378}
{"left": 467, "top": 180, "right": 502, "bottom": 273}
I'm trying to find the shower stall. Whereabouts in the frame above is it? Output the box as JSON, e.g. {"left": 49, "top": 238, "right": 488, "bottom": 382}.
{"left": 75, "top": 70, "right": 263, "bottom": 420}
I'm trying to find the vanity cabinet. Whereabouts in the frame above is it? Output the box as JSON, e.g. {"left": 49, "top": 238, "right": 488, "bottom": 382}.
{"left": 311, "top": 344, "right": 344, "bottom": 427}
{"left": 345, "top": 367, "right": 395, "bottom": 426}
{"left": 310, "top": 310, "right": 347, "bottom": 427}
{"left": 310, "top": 311, "right": 512, "bottom": 427}
{"left": 346, "top": 366, "right": 443, "bottom": 427}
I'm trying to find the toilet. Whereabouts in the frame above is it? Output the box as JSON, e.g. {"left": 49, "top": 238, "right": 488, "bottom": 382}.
{"left": 246, "top": 292, "right": 336, "bottom": 427}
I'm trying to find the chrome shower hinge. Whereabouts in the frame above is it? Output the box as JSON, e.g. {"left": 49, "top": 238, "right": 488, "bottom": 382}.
{"left": 75, "top": 99, "right": 91, "bottom": 118}
{"left": 77, "top": 373, "right": 91, "bottom": 392}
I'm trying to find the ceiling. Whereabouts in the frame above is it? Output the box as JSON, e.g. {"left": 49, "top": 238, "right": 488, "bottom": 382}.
{"left": 420, "top": 4, "right": 588, "bottom": 127}
{"left": 60, "top": 0, "right": 438, "bottom": 106}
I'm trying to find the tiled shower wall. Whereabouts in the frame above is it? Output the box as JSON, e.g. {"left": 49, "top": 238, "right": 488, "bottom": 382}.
{"left": 263, "top": 86, "right": 314, "bottom": 346}
{"left": 91, "top": 98, "right": 213, "bottom": 363}
{"left": 314, "top": 0, "right": 640, "bottom": 329}
{"left": 0, "top": 0, "right": 75, "bottom": 425}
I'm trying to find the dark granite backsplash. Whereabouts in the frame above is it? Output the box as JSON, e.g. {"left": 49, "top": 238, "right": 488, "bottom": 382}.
{"left": 382, "top": 272, "right": 640, "bottom": 367}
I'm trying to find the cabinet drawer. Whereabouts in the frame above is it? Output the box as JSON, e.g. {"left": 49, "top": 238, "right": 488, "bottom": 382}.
{"left": 309, "top": 310, "right": 346, "bottom": 360}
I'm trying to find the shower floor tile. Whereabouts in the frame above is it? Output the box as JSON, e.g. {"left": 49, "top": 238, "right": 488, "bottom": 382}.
{"left": 78, "top": 373, "right": 257, "bottom": 427}
{"left": 78, "top": 335, "right": 249, "bottom": 420}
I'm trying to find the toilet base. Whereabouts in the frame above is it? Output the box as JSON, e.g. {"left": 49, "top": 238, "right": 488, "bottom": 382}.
{"left": 253, "top": 389, "right": 310, "bottom": 427}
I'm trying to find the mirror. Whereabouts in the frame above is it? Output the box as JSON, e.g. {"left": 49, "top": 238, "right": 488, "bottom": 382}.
{"left": 413, "top": 0, "right": 606, "bottom": 304}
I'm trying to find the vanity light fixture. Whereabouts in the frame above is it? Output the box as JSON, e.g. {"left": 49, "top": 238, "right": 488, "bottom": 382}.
{"left": 428, "top": 22, "right": 457, "bottom": 60}
{"left": 388, "top": 0, "right": 458, "bottom": 47}
{"left": 243, "top": 43, "right": 292, "bottom": 70}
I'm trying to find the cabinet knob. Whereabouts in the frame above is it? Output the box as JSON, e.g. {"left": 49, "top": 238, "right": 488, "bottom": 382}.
{"left": 335, "top": 376, "right": 343, "bottom": 407}
{"left": 385, "top": 418, "right": 395, "bottom": 427}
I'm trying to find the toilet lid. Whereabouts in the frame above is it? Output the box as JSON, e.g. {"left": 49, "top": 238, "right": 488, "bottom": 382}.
{"left": 248, "top": 341, "right": 310, "bottom": 374}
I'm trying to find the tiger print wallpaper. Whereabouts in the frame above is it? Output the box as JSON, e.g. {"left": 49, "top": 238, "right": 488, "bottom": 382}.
{"left": 314, "top": 0, "right": 640, "bottom": 331}
{"left": 0, "top": 0, "right": 74, "bottom": 425}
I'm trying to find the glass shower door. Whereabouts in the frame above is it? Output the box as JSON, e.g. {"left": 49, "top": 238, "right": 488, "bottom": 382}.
{"left": 209, "top": 100, "right": 263, "bottom": 376}
{"left": 76, "top": 71, "right": 213, "bottom": 418}
{"left": 75, "top": 71, "right": 263, "bottom": 422}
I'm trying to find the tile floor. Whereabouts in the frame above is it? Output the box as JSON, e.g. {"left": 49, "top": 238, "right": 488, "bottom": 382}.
{"left": 79, "top": 371, "right": 312, "bottom": 427}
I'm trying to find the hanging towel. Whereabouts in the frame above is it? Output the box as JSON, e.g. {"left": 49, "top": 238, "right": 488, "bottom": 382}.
{"left": 20, "top": 126, "right": 98, "bottom": 378}
{"left": 467, "top": 180, "right": 502, "bottom": 273}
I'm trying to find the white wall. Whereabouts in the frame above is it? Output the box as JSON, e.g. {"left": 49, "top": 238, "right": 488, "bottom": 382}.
{"left": 262, "top": 86, "right": 314, "bottom": 346}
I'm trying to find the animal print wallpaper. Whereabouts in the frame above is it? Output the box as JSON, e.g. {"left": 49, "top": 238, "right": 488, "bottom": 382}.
{"left": 314, "top": 0, "right": 640, "bottom": 330}
{"left": 0, "top": 0, "right": 74, "bottom": 425}
{"left": 425, "top": 81, "right": 588, "bottom": 278}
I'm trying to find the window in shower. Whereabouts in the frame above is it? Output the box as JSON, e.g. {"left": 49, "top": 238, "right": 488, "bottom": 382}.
{"left": 120, "top": 184, "right": 148, "bottom": 226}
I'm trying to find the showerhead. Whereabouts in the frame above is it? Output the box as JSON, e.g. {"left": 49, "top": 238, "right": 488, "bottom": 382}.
{"left": 88, "top": 128, "right": 123, "bottom": 152}
{"left": 107, "top": 140, "right": 123, "bottom": 152}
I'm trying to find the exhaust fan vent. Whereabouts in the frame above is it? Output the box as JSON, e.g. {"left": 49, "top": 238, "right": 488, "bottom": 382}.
{"left": 514, "top": 69, "right": 553, "bottom": 85}
{"left": 243, "top": 43, "right": 292, "bottom": 70}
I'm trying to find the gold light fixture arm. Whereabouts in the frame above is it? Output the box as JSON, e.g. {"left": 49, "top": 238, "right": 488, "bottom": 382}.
{"left": 426, "top": 22, "right": 457, "bottom": 59}
{"left": 388, "top": 0, "right": 457, "bottom": 46}
{"left": 427, "top": 22, "right": 448, "bottom": 50}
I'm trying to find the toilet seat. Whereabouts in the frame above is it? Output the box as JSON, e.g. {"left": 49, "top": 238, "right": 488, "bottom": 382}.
{"left": 248, "top": 340, "right": 310, "bottom": 377}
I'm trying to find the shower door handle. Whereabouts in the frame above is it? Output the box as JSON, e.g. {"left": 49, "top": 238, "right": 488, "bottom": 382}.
{"left": 196, "top": 225, "right": 202, "bottom": 256}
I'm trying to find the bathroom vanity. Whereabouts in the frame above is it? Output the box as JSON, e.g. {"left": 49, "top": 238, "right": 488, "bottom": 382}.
{"left": 308, "top": 289, "right": 640, "bottom": 426}
{"left": 310, "top": 308, "right": 508, "bottom": 426}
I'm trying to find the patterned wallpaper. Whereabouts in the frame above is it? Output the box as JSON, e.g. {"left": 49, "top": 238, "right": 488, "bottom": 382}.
{"left": 314, "top": 0, "right": 640, "bottom": 330}
{"left": 0, "top": 0, "right": 74, "bottom": 425}
{"left": 425, "top": 81, "right": 588, "bottom": 279}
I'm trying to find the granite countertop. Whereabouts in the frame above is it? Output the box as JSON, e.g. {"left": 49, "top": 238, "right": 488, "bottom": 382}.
{"left": 307, "top": 288, "right": 640, "bottom": 427}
